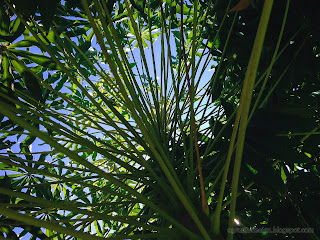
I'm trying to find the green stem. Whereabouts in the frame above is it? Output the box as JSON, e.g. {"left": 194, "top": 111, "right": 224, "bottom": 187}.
{"left": 227, "top": 1, "right": 274, "bottom": 240}
{"left": 180, "top": 0, "right": 209, "bottom": 217}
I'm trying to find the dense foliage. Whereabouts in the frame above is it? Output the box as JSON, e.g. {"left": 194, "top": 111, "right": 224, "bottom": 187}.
{"left": 0, "top": 0, "right": 319, "bottom": 239}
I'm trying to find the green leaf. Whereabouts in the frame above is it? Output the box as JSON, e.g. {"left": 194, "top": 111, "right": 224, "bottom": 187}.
{"left": 221, "top": 98, "right": 234, "bottom": 119}
{"left": 38, "top": 0, "right": 58, "bottom": 27}
{"left": 2, "top": 54, "right": 11, "bottom": 81}
{"left": 211, "top": 78, "right": 222, "bottom": 102}
{"left": 11, "top": 59, "right": 27, "bottom": 74}
{"left": 0, "top": 173, "right": 12, "bottom": 203}
{"left": 0, "top": 5, "right": 10, "bottom": 36}
{"left": 10, "top": 18, "right": 21, "bottom": 33}
{"left": 11, "top": 0, "right": 38, "bottom": 18}
{"left": 23, "top": 71, "right": 43, "bottom": 102}
{"left": 10, "top": 49, "right": 61, "bottom": 70}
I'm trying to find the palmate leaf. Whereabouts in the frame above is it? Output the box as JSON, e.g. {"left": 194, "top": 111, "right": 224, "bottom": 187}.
{"left": 0, "top": 15, "right": 94, "bottom": 137}
{"left": 1, "top": 0, "right": 320, "bottom": 240}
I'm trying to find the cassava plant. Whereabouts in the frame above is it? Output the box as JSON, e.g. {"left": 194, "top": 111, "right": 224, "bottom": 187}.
{"left": 1, "top": 0, "right": 320, "bottom": 239}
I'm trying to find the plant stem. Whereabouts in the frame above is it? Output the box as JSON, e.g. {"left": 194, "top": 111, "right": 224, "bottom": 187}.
{"left": 180, "top": 0, "right": 209, "bottom": 216}
{"left": 227, "top": 1, "right": 274, "bottom": 240}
